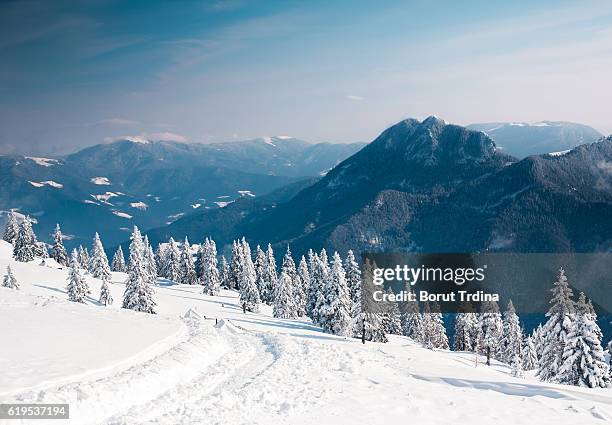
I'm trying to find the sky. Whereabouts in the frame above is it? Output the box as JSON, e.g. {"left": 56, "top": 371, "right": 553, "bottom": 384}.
{"left": 1, "top": 0, "right": 612, "bottom": 155}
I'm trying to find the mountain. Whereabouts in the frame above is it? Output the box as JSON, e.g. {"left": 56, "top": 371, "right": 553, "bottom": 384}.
{"left": 467, "top": 121, "right": 602, "bottom": 158}
{"left": 0, "top": 137, "right": 363, "bottom": 248}
{"left": 147, "top": 117, "right": 612, "bottom": 257}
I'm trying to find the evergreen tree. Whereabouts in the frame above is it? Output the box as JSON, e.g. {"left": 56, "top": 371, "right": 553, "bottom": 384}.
{"left": 90, "top": 232, "right": 112, "bottom": 281}
{"left": 219, "top": 256, "right": 230, "bottom": 289}
{"left": 523, "top": 335, "right": 538, "bottom": 371}
{"left": 111, "top": 246, "right": 126, "bottom": 272}
{"left": 381, "top": 288, "right": 402, "bottom": 335}
{"left": 67, "top": 249, "right": 89, "bottom": 303}
{"left": 428, "top": 302, "right": 449, "bottom": 350}
{"left": 77, "top": 245, "right": 90, "bottom": 271}
{"left": 164, "top": 238, "right": 182, "bottom": 283}
{"left": 500, "top": 300, "right": 523, "bottom": 364}
{"left": 401, "top": 288, "right": 424, "bottom": 341}
{"left": 201, "top": 238, "right": 221, "bottom": 295}
{"left": 281, "top": 246, "right": 303, "bottom": 313}
{"left": 297, "top": 256, "right": 310, "bottom": 317}
{"left": 155, "top": 243, "right": 167, "bottom": 277}
{"left": 479, "top": 300, "right": 503, "bottom": 364}
{"left": 454, "top": 312, "right": 480, "bottom": 352}
{"left": 352, "top": 258, "right": 387, "bottom": 342}
{"left": 143, "top": 237, "right": 158, "bottom": 286}
{"left": 13, "top": 216, "right": 36, "bottom": 262}
{"left": 122, "top": 226, "right": 156, "bottom": 313}
{"left": 312, "top": 249, "right": 331, "bottom": 325}
{"left": 99, "top": 278, "right": 113, "bottom": 306}
{"left": 2, "top": 211, "right": 19, "bottom": 244}
{"left": 2, "top": 265, "right": 19, "bottom": 289}
{"left": 345, "top": 250, "right": 361, "bottom": 304}
{"left": 258, "top": 244, "right": 277, "bottom": 304}
{"left": 238, "top": 238, "right": 260, "bottom": 311}
{"left": 559, "top": 293, "right": 610, "bottom": 388}
{"left": 181, "top": 237, "right": 198, "bottom": 285}
{"left": 228, "top": 240, "right": 243, "bottom": 290}
{"left": 511, "top": 353, "right": 524, "bottom": 378}
{"left": 537, "top": 267, "right": 575, "bottom": 382}
{"left": 38, "top": 242, "right": 49, "bottom": 259}
{"left": 273, "top": 270, "right": 298, "bottom": 318}
{"left": 318, "top": 252, "right": 351, "bottom": 336}
{"left": 254, "top": 245, "right": 268, "bottom": 297}
{"left": 306, "top": 249, "right": 320, "bottom": 319}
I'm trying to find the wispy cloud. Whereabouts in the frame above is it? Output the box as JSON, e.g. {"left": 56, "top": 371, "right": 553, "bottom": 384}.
{"left": 346, "top": 95, "right": 364, "bottom": 101}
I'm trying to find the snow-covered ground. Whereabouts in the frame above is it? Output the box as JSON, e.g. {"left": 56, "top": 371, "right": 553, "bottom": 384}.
{"left": 1, "top": 240, "right": 611, "bottom": 424}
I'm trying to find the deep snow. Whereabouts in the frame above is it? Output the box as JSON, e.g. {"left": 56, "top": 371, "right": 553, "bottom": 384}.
{"left": 0, "top": 240, "right": 611, "bottom": 424}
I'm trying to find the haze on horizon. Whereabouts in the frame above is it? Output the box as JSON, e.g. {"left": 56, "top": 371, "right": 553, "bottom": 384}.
{"left": 1, "top": 0, "right": 611, "bottom": 156}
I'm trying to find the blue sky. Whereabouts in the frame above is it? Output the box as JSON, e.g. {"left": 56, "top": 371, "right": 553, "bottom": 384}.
{"left": 1, "top": 0, "right": 611, "bottom": 154}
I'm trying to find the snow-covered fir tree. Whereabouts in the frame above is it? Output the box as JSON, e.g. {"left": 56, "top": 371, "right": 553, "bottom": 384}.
{"left": 228, "top": 240, "right": 243, "bottom": 290}
{"left": 537, "top": 267, "right": 575, "bottom": 382}
{"left": 281, "top": 246, "right": 303, "bottom": 312}
{"left": 2, "top": 265, "right": 19, "bottom": 289}
{"left": 381, "top": 288, "right": 402, "bottom": 335}
{"left": 424, "top": 302, "right": 449, "bottom": 350}
{"left": 500, "top": 300, "right": 523, "bottom": 364}
{"left": 401, "top": 288, "right": 424, "bottom": 341}
{"left": 523, "top": 335, "right": 538, "bottom": 371}
{"left": 66, "top": 249, "right": 89, "bottom": 303}
{"left": 2, "top": 211, "right": 19, "bottom": 244}
{"left": 454, "top": 312, "right": 479, "bottom": 352}
{"left": 511, "top": 353, "right": 524, "bottom": 378}
{"left": 122, "top": 226, "right": 156, "bottom": 314}
{"left": 200, "top": 238, "right": 220, "bottom": 295}
{"left": 238, "top": 239, "right": 260, "bottom": 312}
{"left": 297, "top": 256, "right": 310, "bottom": 317}
{"left": 558, "top": 293, "right": 610, "bottom": 388}
{"left": 311, "top": 249, "right": 331, "bottom": 325}
{"left": 77, "top": 245, "right": 90, "bottom": 271}
{"left": 38, "top": 242, "right": 49, "bottom": 259}
{"left": 318, "top": 252, "right": 352, "bottom": 336}
{"left": 111, "top": 246, "right": 126, "bottom": 272}
{"left": 90, "top": 232, "right": 112, "bottom": 281}
{"left": 532, "top": 324, "right": 545, "bottom": 358}
{"left": 345, "top": 249, "right": 361, "bottom": 304}
{"left": 219, "top": 256, "right": 230, "bottom": 289}
{"left": 607, "top": 340, "right": 612, "bottom": 369}
{"left": 164, "top": 237, "right": 182, "bottom": 283}
{"left": 254, "top": 245, "right": 268, "bottom": 298}
{"left": 13, "top": 216, "right": 37, "bottom": 262}
{"left": 99, "top": 278, "right": 113, "bottom": 306}
{"left": 155, "top": 243, "right": 167, "bottom": 277}
{"left": 259, "top": 244, "right": 277, "bottom": 304}
{"left": 180, "top": 237, "right": 198, "bottom": 285}
{"left": 143, "top": 237, "right": 158, "bottom": 286}
{"left": 273, "top": 270, "right": 298, "bottom": 318}
{"left": 351, "top": 258, "right": 387, "bottom": 343}
{"left": 479, "top": 300, "right": 503, "bottom": 365}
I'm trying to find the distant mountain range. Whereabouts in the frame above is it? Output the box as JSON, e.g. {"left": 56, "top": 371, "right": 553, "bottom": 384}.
{"left": 0, "top": 137, "right": 364, "bottom": 247}
{"left": 147, "top": 117, "right": 612, "bottom": 258}
{"left": 467, "top": 121, "right": 602, "bottom": 158}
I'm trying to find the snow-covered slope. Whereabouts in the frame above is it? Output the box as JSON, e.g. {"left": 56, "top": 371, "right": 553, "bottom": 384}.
{"left": 0, "top": 240, "right": 610, "bottom": 424}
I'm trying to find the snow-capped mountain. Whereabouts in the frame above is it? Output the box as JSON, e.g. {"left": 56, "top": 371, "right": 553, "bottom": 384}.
{"left": 147, "top": 118, "right": 612, "bottom": 256}
{"left": 467, "top": 121, "right": 602, "bottom": 158}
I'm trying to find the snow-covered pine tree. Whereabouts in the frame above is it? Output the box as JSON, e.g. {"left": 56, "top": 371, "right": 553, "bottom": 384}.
{"left": 38, "top": 242, "right": 49, "bottom": 259}
{"left": 273, "top": 270, "right": 298, "bottom": 318}
{"left": 254, "top": 245, "right": 268, "bottom": 297}
{"left": 345, "top": 250, "right": 361, "bottom": 304}
{"left": 401, "top": 287, "right": 424, "bottom": 341}
{"left": 228, "top": 240, "right": 243, "bottom": 290}
{"left": 537, "top": 267, "right": 575, "bottom": 382}
{"left": 66, "top": 249, "right": 89, "bottom": 303}
{"left": 13, "top": 216, "right": 36, "bottom": 262}
{"left": 312, "top": 249, "right": 331, "bottom": 325}
{"left": 201, "top": 238, "right": 221, "bottom": 295}
{"left": 429, "top": 302, "right": 449, "bottom": 350}
{"left": 164, "top": 237, "right": 182, "bottom": 283}
{"left": 281, "top": 246, "right": 303, "bottom": 312}
{"left": 318, "top": 252, "right": 352, "bottom": 336}
{"left": 2, "top": 265, "right": 19, "bottom": 289}
{"left": 144, "top": 238, "right": 158, "bottom": 286}
{"left": 558, "top": 293, "right": 610, "bottom": 388}
{"left": 607, "top": 340, "right": 612, "bottom": 369}
{"left": 352, "top": 258, "right": 387, "bottom": 343}
{"left": 238, "top": 239, "right": 260, "bottom": 311}
{"left": 99, "top": 278, "right": 113, "bottom": 306}
{"left": 122, "top": 226, "right": 156, "bottom": 313}
{"left": 454, "top": 313, "right": 479, "bottom": 351}
{"left": 2, "top": 211, "right": 19, "bottom": 244}
{"left": 90, "top": 232, "right": 112, "bottom": 281}
{"left": 180, "top": 237, "right": 198, "bottom": 285}
{"left": 479, "top": 300, "right": 503, "bottom": 365}
{"left": 381, "top": 288, "right": 402, "bottom": 335}
{"left": 155, "top": 243, "right": 167, "bottom": 277}
{"left": 511, "top": 353, "right": 524, "bottom": 378}
{"left": 533, "top": 324, "right": 545, "bottom": 358}
{"left": 522, "top": 335, "right": 538, "bottom": 371}
{"left": 77, "top": 245, "right": 90, "bottom": 272}
{"left": 500, "top": 300, "right": 523, "bottom": 364}
{"left": 219, "top": 255, "right": 230, "bottom": 289}
{"left": 258, "top": 244, "right": 276, "bottom": 304}
{"left": 111, "top": 246, "right": 126, "bottom": 272}
{"left": 297, "top": 256, "right": 310, "bottom": 317}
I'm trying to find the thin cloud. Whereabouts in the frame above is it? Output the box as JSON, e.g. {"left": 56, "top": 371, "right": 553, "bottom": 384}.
{"left": 98, "top": 118, "right": 140, "bottom": 126}
{"left": 346, "top": 95, "right": 364, "bottom": 101}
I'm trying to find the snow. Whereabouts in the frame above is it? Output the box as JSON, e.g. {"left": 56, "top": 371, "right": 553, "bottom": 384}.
{"left": 112, "top": 211, "right": 132, "bottom": 219}
{"left": 214, "top": 201, "right": 233, "bottom": 208}
{"left": 191, "top": 203, "right": 201, "bottom": 209}
{"left": 129, "top": 202, "right": 148, "bottom": 210}
{"left": 262, "top": 137, "right": 276, "bottom": 147}
{"left": 1, "top": 240, "right": 611, "bottom": 424}
{"left": 25, "top": 156, "right": 61, "bottom": 167}
{"left": 124, "top": 136, "right": 150, "bottom": 144}
{"left": 29, "top": 180, "right": 63, "bottom": 188}
{"left": 548, "top": 149, "right": 572, "bottom": 157}
{"left": 92, "top": 192, "right": 122, "bottom": 205}
{"left": 238, "top": 190, "right": 256, "bottom": 197}
{"left": 91, "top": 177, "right": 111, "bottom": 185}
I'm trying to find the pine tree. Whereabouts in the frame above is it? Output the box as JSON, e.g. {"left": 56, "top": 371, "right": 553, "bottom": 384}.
{"left": 219, "top": 256, "right": 230, "bottom": 289}
{"left": 181, "top": 237, "right": 198, "bottom": 285}
{"left": 111, "top": 246, "right": 126, "bottom": 272}
{"left": 2, "top": 265, "right": 19, "bottom": 289}
{"left": 533, "top": 324, "right": 545, "bottom": 358}
{"left": 381, "top": 289, "right": 402, "bottom": 335}
{"left": 228, "top": 240, "right": 243, "bottom": 290}
{"left": 99, "top": 278, "right": 113, "bottom": 306}
{"left": 66, "top": 249, "right": 89, "bottom": 303}
{"left": 306, "top": 249, "right": 320, "bottom": 320}
{"left": 352, "top": 258, "right": 387, "bottom": 343}
{"left": 200, "top": 238, "right": 221, "bottom": 295}
{"left": 38, "top": 242, "right": 49, "bottom": 259}
{"left": 273, "top": 270, "right": 298, "bottom": 318}
{"left": 318, "top": 252, "right": 352, "bottom": 336}
{"left": 537, "top": 267, "right": 575, "bottom": 382}
{"left": 523, "top": 336, "right": 538, "bottom": 371}
{"left": 454, "top": 312, "right": 480, "bottom": 352}
{"left": 122, "top": 226, "right": 156, "bottom": 313}
{"left": 479, "top": 300, "right": 503, "bottom": 364}
{"left": 90, "top": 232, "right": 112, "bottom": 281}
{"left": 164, "top": 238, "right": 182, "bottom": 283}
{"left": 500, "top": 300, "right": 523, "bottom": 364}
{"left": 2, "top": 211, "right": 19, "bottom": 244}
{"left": 155, "top": 243, "right": 168, "bottom": 277}
{"left": 297, "top": 256, "right": 310, "bottom": 317}
{"left": 511, "top": 353, "right": 524, "bottom": 378}
{"left": 77, "top": 245, "right": 90, "bottom": 271}
{"left": 558, "top": 293, "right": 610, "bottom": 388}
{"left": 143, "top": 237, "right": 158, "bottom": 286}
{"left": 281, "top": 246, "right": 301, "bottom": 312}
{"left": 238, "top": 238, "right": 260, "bottom": 311}
{"left": 345, "top": 250, "right": 361, "bottom": 304}
{"left": 259, "top": 244, "right": 277, "bottom": 304}
{"left": 13, "top": 216, "right": 36, "bottom": 262}
{"left": 401, "top": 290, "right": 424, "bottom": 341}
{"left": 312, "top": 249, "right": 331, "bottom": 325}
{"left": 428, "top": 302, "right": 449, "bottom": 350}
{"left": 254, "top": 245, "right": 268, "bottom": 297}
